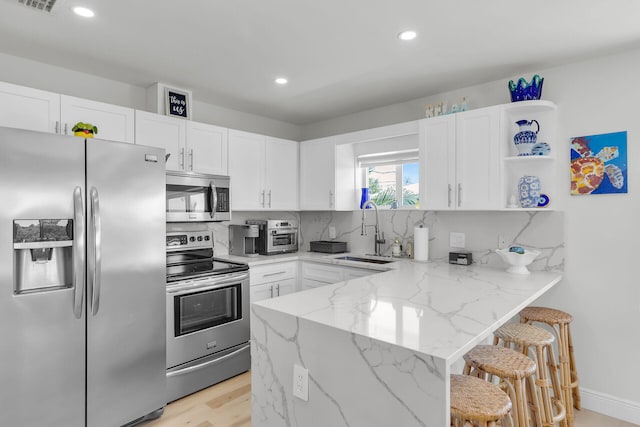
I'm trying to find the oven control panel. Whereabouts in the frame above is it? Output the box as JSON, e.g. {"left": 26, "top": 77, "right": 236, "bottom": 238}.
{"left": 166, "top": 231, "right": 212, "bottom": 250}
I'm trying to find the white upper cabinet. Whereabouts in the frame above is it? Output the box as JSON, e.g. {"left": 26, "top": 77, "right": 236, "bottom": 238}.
{"left": 420, "top": 106, "right": 500, "bottom": 210}
{"left": 135, "top": 110, "right": 186, "bottom": 169}
{"left": 186, "top": 121, "right": 228, "bottom": 175}
{"left": 299, "top": 137, "right": 355, "bottom": 210}
{"left": 228, "top": 130, "right": 265, "bottom": 210}
{"left": 61, "top": 95, "right": 135, "bottom": 143}
{"left": 135, "top": 110, "right": 228, "bottom": 174}
{"left": 0, "top": 81, "right": 60, "bottom": 134}
{"left": 228, "top": 130, "right": 298, "bottom": 210}
{"left": 265, "top": 136, "right": 298, "bottom": 210}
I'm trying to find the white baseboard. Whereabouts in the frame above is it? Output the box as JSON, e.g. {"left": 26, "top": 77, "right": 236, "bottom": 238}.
{"left": 580, "top": 387, "right": 640, "bottom": 425}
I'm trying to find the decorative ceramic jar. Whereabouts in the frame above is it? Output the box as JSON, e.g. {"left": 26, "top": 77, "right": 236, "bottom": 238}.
{"left": 518, "top": 175, "right": 541, "bottom": 208}
{"left": 513, "top": 119, "right": 540, "bottom": 156}
{"left": 508, "top": 74, "right": 544, "bottom": 102}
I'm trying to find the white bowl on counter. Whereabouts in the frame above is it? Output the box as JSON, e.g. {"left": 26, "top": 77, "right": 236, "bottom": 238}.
{"left": 495, "top": 248, "right": 541, "bottom": 274}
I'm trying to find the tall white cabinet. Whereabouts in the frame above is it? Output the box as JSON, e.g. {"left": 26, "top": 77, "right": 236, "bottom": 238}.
{"left": 228, "top": 129, "right": 298, "bottom": 210}
{"left": 420, "top": 106, "right": 501, "bottom": 210}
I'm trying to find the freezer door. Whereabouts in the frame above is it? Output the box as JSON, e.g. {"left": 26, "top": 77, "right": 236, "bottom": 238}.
{"left": 85, "top": 139, "right": 166, "bottom": 427}
{"left": 0, "top": 127, "right": 85, "bottom": 427}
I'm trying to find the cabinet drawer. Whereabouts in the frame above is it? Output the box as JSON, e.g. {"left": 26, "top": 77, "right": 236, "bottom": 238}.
{"left": 250, "top": 262, "right": 296, "bottom": 285}
{"left": 301, "top": 262, "right": 343, "bottom": 284}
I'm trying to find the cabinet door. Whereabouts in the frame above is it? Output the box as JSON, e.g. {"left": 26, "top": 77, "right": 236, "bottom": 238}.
{"left": 455, "top": 107, "right": 501, "bottom": 209}
{"left": 265, "top": 137, "right": 298, "bottom": 210}
{"left": 343, "top": 267, "right": 378, "bottom": 280}
{"left": 274, "top": 278, "right": 296, "bottom": 297}
{"left": 250, "top": 283, "right": 274, "bottom": 302}
{"left": 135, "top": 110, "right": 186, "bottom": 171}
{"left": 228, "top": 130, "right": 265, "bottom": 210}
{"left": 299, "top": 138, "right": 335, "bottom": 210}
{"left": 419, "top": 116, "right": 456, "bottom": 210}
{"left": 0, "top": 82, "right": 60, "bottom": 134}
{"left": 61, "top": 95, "right": 134, "bottom": 143}
{"left": 187, "top": 122, "right": 228, "bottom": 175}
{"left": 301, "top": 278, "right": 330, "bottom": 290}
{"left": 302, "top": 262, "right": 343, "bottom": 284}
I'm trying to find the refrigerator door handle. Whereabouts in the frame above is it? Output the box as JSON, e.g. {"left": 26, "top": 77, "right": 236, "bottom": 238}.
{"left": 72, "top": 186, "right": 86, "bottom": 319}
{"left": 210, "top": 182, "right": 218, "bottom": 219}
{"left": 89, "top": 187, "right": 102, "bottom": 316}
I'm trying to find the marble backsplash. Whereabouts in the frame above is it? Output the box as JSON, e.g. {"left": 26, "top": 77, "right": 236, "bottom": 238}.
{"left": 299, "top": 210, "right": 564, "bottom": 272}
{"left": 167, "top": 209, "right": 564, "bottom": 272}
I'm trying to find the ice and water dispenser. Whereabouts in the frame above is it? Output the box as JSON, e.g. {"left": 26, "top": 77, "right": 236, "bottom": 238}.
{"left": 13, "top": 219, "right": 73, "bottom": 294}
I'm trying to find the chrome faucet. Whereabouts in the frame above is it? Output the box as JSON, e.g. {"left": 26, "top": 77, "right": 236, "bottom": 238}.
{"left": 361, "top": 200, "right": 386, "bottom": 256}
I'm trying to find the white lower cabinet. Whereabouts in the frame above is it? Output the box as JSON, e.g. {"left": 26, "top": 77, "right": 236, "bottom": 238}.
{"left": 249, "top": 261, "right": 297, "bottom": 302}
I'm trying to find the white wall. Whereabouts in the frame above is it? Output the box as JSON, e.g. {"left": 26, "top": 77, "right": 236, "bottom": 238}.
{"left": 0, "top": 52, "right": 302, "bottom": 140}
{"left": 300, "top": 48, "right": 640, "bottom": 416}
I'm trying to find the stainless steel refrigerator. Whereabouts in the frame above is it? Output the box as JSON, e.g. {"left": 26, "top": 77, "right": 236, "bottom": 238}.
{"left": 0, "top": 127, "right": 166, "bottom": 427}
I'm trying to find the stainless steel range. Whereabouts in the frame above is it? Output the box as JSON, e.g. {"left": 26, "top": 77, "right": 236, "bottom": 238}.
{"left": 165, "top": 230, "right": 250, "bottom": 403}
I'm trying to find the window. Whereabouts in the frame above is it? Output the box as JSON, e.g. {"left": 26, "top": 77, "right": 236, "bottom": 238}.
{"left": 358, "top": 150, "right": 419, "bottom": 208}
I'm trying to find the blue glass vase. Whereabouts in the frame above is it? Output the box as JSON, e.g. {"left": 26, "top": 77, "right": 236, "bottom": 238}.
{"left": 359, "top": 188, "right": 369, "bottom": 209}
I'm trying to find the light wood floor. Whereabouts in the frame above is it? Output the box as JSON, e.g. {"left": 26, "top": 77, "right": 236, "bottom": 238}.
{"left": 142, "top": 371, "right": 637, "bottom": 426}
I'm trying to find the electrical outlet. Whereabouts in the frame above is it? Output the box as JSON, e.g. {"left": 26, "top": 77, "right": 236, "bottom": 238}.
{"left": 450, "top": 232, "right": 465, "bottom": 249}
{"left": 329, "top": 226, "right": 336, "bottom": 239}
{"left": 293, "top": 364, "right": 309, "bottom": 401}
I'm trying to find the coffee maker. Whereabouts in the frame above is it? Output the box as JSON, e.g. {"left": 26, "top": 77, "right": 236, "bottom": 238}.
{"left": 229, "top": 224, "right": 260, "bottom": 257}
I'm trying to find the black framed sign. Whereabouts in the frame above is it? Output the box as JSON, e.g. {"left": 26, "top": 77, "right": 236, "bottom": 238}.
{"left": 165, "top": 88, "right": 190, "bottom": 119}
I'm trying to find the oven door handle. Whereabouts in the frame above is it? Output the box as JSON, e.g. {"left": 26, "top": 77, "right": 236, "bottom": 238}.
{"left": 167, "top": 272, "right": 249, "bottom": 295}
{"left": 167, "top": 343, "right": 250, "bottom": 378}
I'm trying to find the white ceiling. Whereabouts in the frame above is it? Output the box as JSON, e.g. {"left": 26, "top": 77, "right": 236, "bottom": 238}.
{"left": 1, "top": 0, "right": 640, "bottom": 125}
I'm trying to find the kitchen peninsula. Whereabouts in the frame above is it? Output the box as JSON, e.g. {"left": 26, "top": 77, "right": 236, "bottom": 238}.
{"left": 251, "top": 260, "right": 562, "bottom": 426}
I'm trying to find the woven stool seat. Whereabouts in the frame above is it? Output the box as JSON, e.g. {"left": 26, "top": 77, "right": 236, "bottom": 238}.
{"left": 464, "top": 345, "right": 536, "bottom": 380}
{"left": 495, "top": 323, "right": 554, "bottom": 347}
{"left": 451, "top": 374, "right": 512, "bottom": 423}
{"left": 520, "top": 306, "right": 573, "bottom": 324}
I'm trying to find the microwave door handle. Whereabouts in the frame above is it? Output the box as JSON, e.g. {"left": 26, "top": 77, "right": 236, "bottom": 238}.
{"left": 72, "top": 186, "right": 86, "bottom": 319}
{"left": 89, "top": 187, "right": 102, "bottom": 316}
{"left": 210, "top": 182, "right": 218, "bottom": 219}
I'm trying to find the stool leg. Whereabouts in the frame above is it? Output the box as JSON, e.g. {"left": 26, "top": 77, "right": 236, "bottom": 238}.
{"left": 567, "top": 326, "right": 581, "bottom": 410}
{"left": 514, "top": 378, "right": 529, "bottom": 427}
{"left": 535, "top": 345, "right": 555, "bottom": 427}
{"left": 558, "top": 323, "right": 574, "bottom": 427}
{"left": 546, "top": 344, "right": 567, "bottom": 427}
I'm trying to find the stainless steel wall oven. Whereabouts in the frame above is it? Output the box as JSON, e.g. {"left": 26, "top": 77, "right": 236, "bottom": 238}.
{"left": 165, "top": 230, "right": 249, "bottom": 403}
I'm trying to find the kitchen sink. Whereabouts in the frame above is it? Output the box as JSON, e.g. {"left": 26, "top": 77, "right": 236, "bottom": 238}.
{"left": 334, "top": 256, "right": 394, "bottom": 264}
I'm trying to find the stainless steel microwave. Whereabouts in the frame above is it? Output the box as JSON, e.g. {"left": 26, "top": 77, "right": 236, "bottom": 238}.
{"left": 166, "top": 171, "right": 231, "bottom": 222}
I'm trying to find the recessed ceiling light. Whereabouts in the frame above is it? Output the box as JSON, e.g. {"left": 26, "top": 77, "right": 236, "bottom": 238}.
{"left": 73, "top": 6, "right": 95, "bottom": 18}
{"left": 398, "top": 30, "right": 417, "bottom": 41}
{"left": 275, "top": 77, "right": 288, "bottom": 85}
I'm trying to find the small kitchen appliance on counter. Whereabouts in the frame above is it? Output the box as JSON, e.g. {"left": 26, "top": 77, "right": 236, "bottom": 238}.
{"left": 165, "top": 230, "right": 250, "bottom": 403}
{"left": 309, "top": 240, "right": 347, "bottom": 254}
{"left": 246, "top": 219, "right": 298, "bottom": 255}
{"left": 449, "top": 250, "right": 473, "bottom": 265}
{"left": 229, "top": 224, "right": 260, "bottom": 257}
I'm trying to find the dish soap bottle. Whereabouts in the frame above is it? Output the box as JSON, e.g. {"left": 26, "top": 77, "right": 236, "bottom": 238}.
{"left": 391, "top": 238, "right": 401, "bottom": 257}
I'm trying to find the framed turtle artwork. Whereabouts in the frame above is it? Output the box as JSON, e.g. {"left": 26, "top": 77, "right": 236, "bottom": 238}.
{"left": 570, "top": 131, "right": 628, "bottom": 195}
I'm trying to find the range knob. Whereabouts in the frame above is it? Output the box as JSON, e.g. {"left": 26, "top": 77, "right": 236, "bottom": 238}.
{"left": 197, "top": 236, "right": 203, "bottom": 241}
{"left": 189, "top": 236, "right": 196, "bottom": 242}
{"left": 204, "top": 235, "right": 210, "bottom": 241}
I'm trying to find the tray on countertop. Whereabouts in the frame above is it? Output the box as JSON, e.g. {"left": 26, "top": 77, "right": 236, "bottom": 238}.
{"left": 309, "top": 240, "right": 347, "bottom": 254}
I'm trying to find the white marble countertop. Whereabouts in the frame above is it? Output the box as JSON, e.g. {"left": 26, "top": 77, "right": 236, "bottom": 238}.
{"left": 253, "top": 260, "right": 562, "bottom": 363}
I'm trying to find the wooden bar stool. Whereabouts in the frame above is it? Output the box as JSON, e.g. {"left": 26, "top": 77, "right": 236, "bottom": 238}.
{"left": 520, "top": 307, "right": 579, "bottom": 427}
{"left": 450, "top": 374, "right": 513, "bottom": 427}
{"left": 494, "top": 323, "right": 567, "bottom": 427}
{"left": 463, "top": 345, "right": 541, "bottom": 427}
